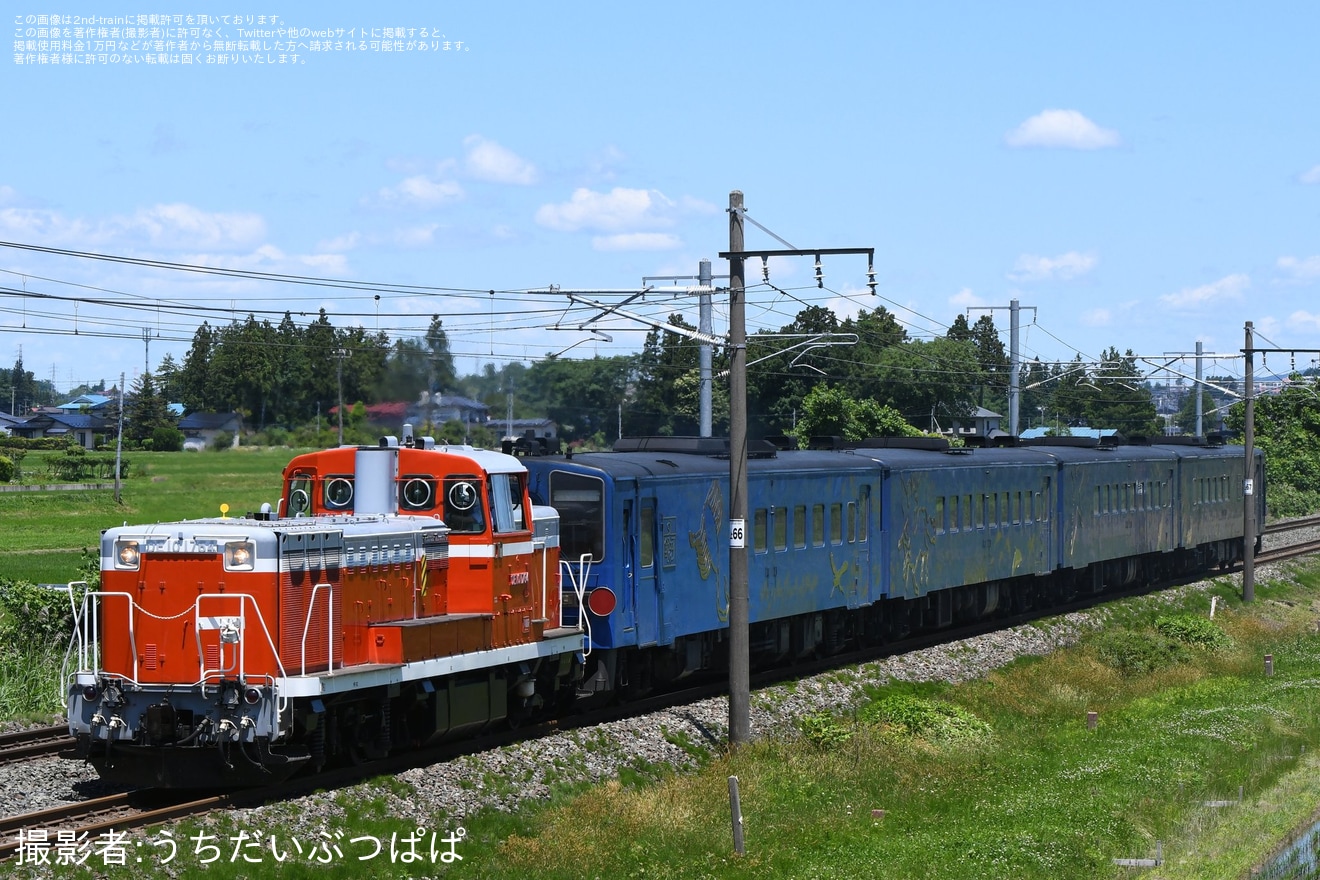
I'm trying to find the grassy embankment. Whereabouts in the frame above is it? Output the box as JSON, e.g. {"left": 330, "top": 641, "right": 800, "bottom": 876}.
{"left": 0, "top": 447, "right": 303, "bottom": 584}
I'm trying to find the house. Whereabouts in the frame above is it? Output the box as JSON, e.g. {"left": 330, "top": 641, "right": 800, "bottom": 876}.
{"left": 57, "top": 394, "right": 113, "bottom": 413}
{"left": 0, "top": 411, "right": 23, "bottom": 436}
{"left": 11, "top": 412, "right": 107, "bottom": 449}
{"left": 944, "top": 406, "right": 1003, "bottom": 437}
{"left": 178, "top": 412, "right": 243, "bottom": 451}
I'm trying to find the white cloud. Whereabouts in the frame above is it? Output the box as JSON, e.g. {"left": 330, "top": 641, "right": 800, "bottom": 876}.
{"left": 0, "top": 185, "right": 17, "bottom": 205}
{"left": 1286, "top": 310, "right": 1320, "bottom": 332}
{"left": 392, "top": 224, "right": 441, "bottom": 247}
{"left": 1005, "top": 109, "right": 1121, "bottom": 150}
{"left": 536, "top": 187, "right": 675, "bottom": 232}
{"left": 1159, "top": 273, "right": 1250, "bottom": 310}
{"left": 1008, "top": 251, "right": 1097, "bottom": 282}
{"left": 463, "top": 135, "right": 537, "bottom": 185}
{"left": 949, "top": 287, "right": 983, "bottom": 309}
{"left": 1300, "top": 165, "right": 1320, "bottom": 185}
{"left": 374, "top": 175, "right": 464, "bottom": 208}
{"left": 124, "top": 203, "right": 266, "bottom": 248}
{"left": 316, "top": 231, "right": 362, "bottom": 252}
{"left": 1277, "top": 255, "right": 1320, "bottom": 283}
{"left": 592, "top": 232, "right": 681, "bottom": 252}
{"left": 1080, "top": 308, "right": 1111, "bottom": 327}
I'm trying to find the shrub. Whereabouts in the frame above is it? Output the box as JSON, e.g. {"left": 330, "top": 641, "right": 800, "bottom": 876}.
{"left": 211, "top": 431, "right": 234, "bottom": 450}
{"left": 151, "top": 425, "right": 185, "bottom": 452}
{"left": 859, "top": 694, "right": 992, "bottom": 743}
{"left": 1092, "top": 629, "right": 1191, "bottom": 676}
{"left": 0, "top": 454, "right": 12, "bottom": 483}
{"left": 1155, "top": 613, "right": 1232, "bottom": 650}
{"left": 798, "top": 711, "right": 853, "bottom": 750}
{"left": 0, "top": 578, "right": 87, "bottom": 648}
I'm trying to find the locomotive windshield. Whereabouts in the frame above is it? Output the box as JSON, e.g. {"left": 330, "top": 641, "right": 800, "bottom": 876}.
{"left": 549, "top": 471, "right": 604, "bottom": 563}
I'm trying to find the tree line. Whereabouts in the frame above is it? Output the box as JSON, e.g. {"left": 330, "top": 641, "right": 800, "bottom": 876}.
{"left": 110, "top": 303, "right": 1186, "bottom": 447}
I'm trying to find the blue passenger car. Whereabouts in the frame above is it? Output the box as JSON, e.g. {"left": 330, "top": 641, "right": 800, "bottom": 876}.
{"left": 524, "top": 434, "right": 1259, "bottom": 696}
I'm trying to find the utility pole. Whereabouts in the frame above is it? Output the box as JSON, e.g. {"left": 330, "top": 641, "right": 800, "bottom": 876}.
{"left": 719, "top": 193, "right": 876, "bottom": 748}
{"left": 142, "top": 327, "right": 152, "bottom": 377}
{"left": 1195, "top": 340, "right": 1204, "bottom": 437}
{"left": 1243, "top": 322, "right": 1255, "bottom": 603}
{"left": 966, "top": 300, "right": 1036, "bottom": 436}
{"left": 699, "top": 258, "right": 713, "bottom": 437}
{"left": 336, "top": 347, "right": 346, "bottom": 446}
{"left": 727, "top": 191, "right": 751, "bottom": 748}
{"left": 114, "top": 373, "right": 124, "bottom": 504}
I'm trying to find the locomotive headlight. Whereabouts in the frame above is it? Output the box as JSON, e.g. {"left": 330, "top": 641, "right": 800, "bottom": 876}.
{"left": 244, "top": 686, "right": 262, "bottom": 705}
{"left": 224, "top": 540, "right": 256, "bottom": 571}
{"left": 114, "top": 540, "right": 140, "bottom": 570}
{"left": 82, "top": 684, "right": 99, "bottom": 702}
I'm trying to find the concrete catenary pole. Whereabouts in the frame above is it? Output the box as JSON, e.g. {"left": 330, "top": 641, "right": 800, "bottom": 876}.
{"left": 727, "top": 192, "right": 751, "bottom": 747}
{"left": 1243, "top": 322, "right": 1255, "bottom": 602}
{"left": 699, "top": 258, "right": 713, "bottom": 438}
{"left": 1009, "top": 298, "right": 1020, "bottom": 437}
{"left": 1195, "top": 340, "right": 1204, "bottom": 437}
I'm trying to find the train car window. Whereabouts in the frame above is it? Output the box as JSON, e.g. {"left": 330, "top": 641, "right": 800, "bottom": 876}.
{"left": 812, "top": 504, "right": 825, "bottom": 546}
{"left": 846, "top": 502, "right": 857, "bottom": 543}
{"left": 773, "top": 507, "right": 788, "bottom": 551}
{"left": 793, "top": 505, "right": 807, "bottom": 548}
{"left": 754, "top": 509, "right": 768, "bottom": 553}
{"left": 1012, "top": 491, "right": 1021, "bottom": 525}
{"left": 549, "top": 471, "right": 604, "bottom": 563}
{"left": 950, "top": 495, "right": 960, "bottom": 532}
{"left": 965, "top": 495, "right": 974, "bottom": 529}
{"left": 287, "top": 472, "right": 313, "bottom": 516}
{"left": 444, "top": 475, "right": 486, "bottom": 534}
{"left": 400, "top": 474, "right": 437, "bottom": 512}
{"left": 640, "top": 506, "right": 654, "bottom": 568}
{"left": 830, "top": 503, "right": 843, "bottom": 544}
{"left": 974, "top": 495, "right": 984, "bottom": 530}
{"left": 935, "top": 497, "right": 946, "bottom": 534}
{"left": 324, "top": 475, "right": 354, "bottom": 510}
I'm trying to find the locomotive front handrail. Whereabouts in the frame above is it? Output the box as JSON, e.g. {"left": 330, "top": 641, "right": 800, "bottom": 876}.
{"left": 71, "top": 591, "right": 140, "bottom": 685}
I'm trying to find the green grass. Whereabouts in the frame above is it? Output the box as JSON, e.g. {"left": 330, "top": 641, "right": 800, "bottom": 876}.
{"left": 0, "top": 447, "right": 304, "bottom": 583}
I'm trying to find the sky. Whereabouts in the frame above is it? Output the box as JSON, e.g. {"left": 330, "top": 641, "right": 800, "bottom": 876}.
{"left": 3, "top": 2, "right": 1319, "bottom": 403}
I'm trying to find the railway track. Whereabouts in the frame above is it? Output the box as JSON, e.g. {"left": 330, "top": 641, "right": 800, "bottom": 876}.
{"left": 4, "top": 521, "right": 1319, "bottom": 862}
{"left": 0, "top": 725, "right": 73, "bottom": 766}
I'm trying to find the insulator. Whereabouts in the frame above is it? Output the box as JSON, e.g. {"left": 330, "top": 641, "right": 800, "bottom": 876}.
{"left": 814, "top": 257, "right": 823, "bottom": 288}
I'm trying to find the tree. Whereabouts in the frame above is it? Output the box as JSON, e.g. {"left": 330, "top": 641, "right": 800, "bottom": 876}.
{"left": 793, "top": 384, "right": 922, "bottom": 442}
{"left": 1224, "top": 380, "right": 1320, "bottom": 517}
{"left": 178, "top": 322, "right": 216, "bottom": 413}
{"left": 154, "top": 354, "right": 184, "bottom": 404}
{"left": 425, "top": 316, "right": 457, "bottom": 394}
{"left": 125, "top": 372, "right": 178, "bottom": 446}
{"left": 1174, "top": 389, "right": 1220, "bottom": 436}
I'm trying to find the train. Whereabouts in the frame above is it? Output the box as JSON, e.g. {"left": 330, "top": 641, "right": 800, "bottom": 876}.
{"left": 64, "top": 427, "right": 1262, "bottom": 787}
{"left": 521, "top": 434, "right": 1264, "bottom": 698}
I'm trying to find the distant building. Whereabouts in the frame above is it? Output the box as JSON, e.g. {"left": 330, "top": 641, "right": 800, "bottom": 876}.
{"left": 943, "top": 407, "right": 1003, "bottom": 437}
{"left": 178, "top": 412, "right": 243, "bottom": 451}
{"left": 11, "top": 412, "right": 107, "bottom": 449}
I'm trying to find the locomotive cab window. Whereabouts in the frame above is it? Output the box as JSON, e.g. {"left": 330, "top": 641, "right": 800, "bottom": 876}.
{"left": 444, "top": 475, "right": 486, "bottom": 534}
{"left": 488, "top": 473, "right": 528, "bottom": 534}
{"left": 324, "top": 475, "right": 354, "bottom": 510}
{"left": 549, "top": 471, "right": 604, "bottom": 563}
{"left": 287, "top": 472, "right": 313, "bottom": 517}
{"left": 400, "top": 474, "right": 438, "bottom": 512}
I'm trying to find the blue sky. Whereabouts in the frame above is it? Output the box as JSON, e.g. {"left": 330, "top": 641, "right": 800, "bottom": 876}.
{"left": 3, "top": 2, "right": 1319, "bottom": 400}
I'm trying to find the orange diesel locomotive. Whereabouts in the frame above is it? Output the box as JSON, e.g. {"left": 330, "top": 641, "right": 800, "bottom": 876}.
{"left": 67, "top": 433, "right": 583, "bottom": 787}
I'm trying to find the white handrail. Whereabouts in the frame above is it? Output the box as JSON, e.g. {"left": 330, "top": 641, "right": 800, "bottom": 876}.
{"left": 560, "top": 553, "right": 594, "bottom": 655}
{"left": 299, "top": 583, "right": 335, "bottom": 676}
